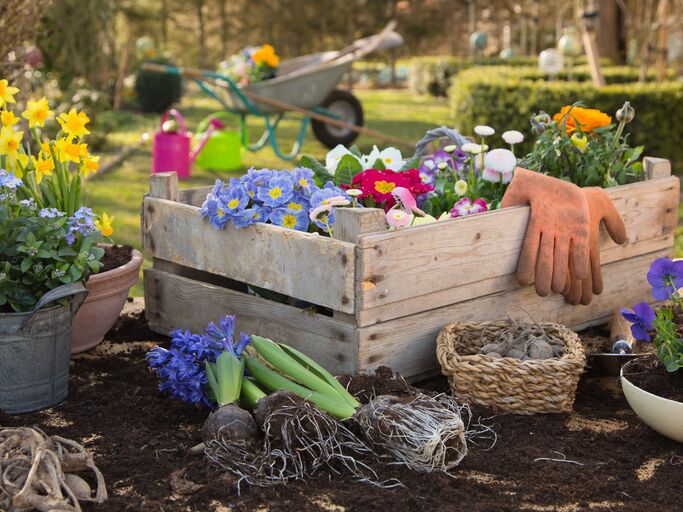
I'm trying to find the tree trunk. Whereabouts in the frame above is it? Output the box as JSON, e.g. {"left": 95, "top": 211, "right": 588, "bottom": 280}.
{"left": 219, "top": 0, "right": 228, "bottom": 58}
{"left": 195, "top": 0, "right": 206, "bottom": 68}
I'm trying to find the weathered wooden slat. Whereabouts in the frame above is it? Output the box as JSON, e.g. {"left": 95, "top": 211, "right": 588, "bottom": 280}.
{"left": 142, "top": 197, "right": 356, "bottom": 313}
{"left": 357, "top": 249, "right": 670, "bottom": 378}
{"left": 150, "top": 173, "right": 179, "bottom": 201}
{"left": 179, "top": 186, "right": 213, "bottom": 207}
{"left": 356, "top": 176, "right": 679, "bottom": 318}
{"left": 145, "top": 269, "right": 359, "bottom": 374}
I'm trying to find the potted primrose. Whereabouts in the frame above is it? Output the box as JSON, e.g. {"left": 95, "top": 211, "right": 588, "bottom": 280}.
{"left": 620, "top": 257, "right": 683, "bottom": 442}
{"left": 0, "top": 79, "right": 142, "bottom": 356}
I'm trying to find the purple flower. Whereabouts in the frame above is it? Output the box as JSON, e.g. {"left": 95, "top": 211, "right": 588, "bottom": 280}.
{"left": 257, "top": 174, "right": 294, "bottom": 207}
{"left": 647, "top": 258, "right": 683, "bottom": 300}
{"left": 39, "top": 207, "right": 63, "bottom": 218}
{"left": 621, "top": 302, "right": 656, "bottom": 342}
{"left": 0, "top": 169, "right": 22, "bottom": 189}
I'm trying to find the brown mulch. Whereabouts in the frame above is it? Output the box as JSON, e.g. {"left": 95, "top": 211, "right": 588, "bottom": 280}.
{"left": 1, "top": 310, "right": 681, "bottom": 512}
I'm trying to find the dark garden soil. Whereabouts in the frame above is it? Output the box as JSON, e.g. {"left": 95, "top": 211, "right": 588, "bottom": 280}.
{"left": 99, "top": 244, "right": 134, "bottom": 273}
{"left": 622, "top": 356, "right": 683, "bottom": 403}
{"left": 1, "top": 306, "right": 681, "bottom": 512}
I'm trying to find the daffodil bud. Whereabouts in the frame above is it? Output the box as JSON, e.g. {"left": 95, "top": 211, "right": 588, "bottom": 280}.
{"left": 616, "top": 101, "right": 635, "bottom": 124}
{"left": 570, "top": 133, "right": 588, "bottom": 153}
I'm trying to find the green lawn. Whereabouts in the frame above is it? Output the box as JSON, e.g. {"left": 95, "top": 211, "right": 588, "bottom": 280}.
{"left": 85, "top": 89, "right": 452, "bottom": 296}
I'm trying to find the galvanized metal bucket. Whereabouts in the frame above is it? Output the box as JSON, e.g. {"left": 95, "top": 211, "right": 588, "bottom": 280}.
{"left": 0, "top": 283, "right": 88, "bottom": 414}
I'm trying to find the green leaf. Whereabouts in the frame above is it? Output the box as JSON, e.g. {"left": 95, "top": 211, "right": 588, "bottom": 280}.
{"left": 371, "top": 158, "right": 385, "bottom": 171}
{"left": 333, "top": 154, "right": 363, "bottom": 186}
{"left": 300, "top": 155, "right": 333, "bottom": 185}
{"left": 399, "top": 156, "right": 420, "bottom": 171}
{"left": 348, "top": 145, "right": 362, "bottom": 158}
{"left": 435, "top": 178, "right": 447, "bottom": 195}
{"left": 21, "top": 258, "right": 32, "bottom": 273}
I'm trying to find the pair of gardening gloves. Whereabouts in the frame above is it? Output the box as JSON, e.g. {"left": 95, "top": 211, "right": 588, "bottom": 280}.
{"left": 502, "top": 168, "right": 627, "bottom": 305}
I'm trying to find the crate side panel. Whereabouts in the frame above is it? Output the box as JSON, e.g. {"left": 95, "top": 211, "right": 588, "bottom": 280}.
{"left": 357, "top": 176, "right": 679, "bottom": 316}
{"left": 357, "top": 249, "right": 670, "bottom": 379}
{"left": 145, "top": 269, "right": 359, "bottom": 374}
{"left": 143, "top": 197, "right": 356, "bottom": 313}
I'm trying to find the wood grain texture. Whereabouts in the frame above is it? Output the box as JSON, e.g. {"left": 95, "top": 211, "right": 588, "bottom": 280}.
{"left": 150, "top": 173, "right": 179, "bottom": 201}
{"left": 644, "top": 157, "right": 672, "bottom": 179}
{"left": 334, "top": 208, "right": 386, "bottom": 244}
{"left": 356, "top": 176, "right": 679, "bottom": 320}
{"left": 357, "top": 249, "right": 671, "bottom": 378}
{"left": 144, "top": 269, "right": 359, "bottom": 374}
{"left": 179, "top": 186, "right": 213, "bottom": 207}
{"left": 142, "top": 197, "right": 356, "bottom": 313}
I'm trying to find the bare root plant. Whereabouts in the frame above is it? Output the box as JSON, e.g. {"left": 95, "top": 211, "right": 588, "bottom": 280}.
{"left": 0, "top": 427, "right": 107, "bottom": 512}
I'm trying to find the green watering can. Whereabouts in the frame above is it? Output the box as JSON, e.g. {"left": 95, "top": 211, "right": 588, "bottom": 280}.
{"left": 194, "top": 112, "right": 243, "bottom": 171}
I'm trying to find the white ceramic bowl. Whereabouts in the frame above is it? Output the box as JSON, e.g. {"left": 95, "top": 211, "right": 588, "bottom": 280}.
{"left": 621, "top": 369, "right": 683, "bottom": 443}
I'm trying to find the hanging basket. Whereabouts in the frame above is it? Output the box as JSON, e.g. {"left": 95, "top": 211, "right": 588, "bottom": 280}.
{"left": 436, "top": 321, "right": 586, "bottom": 414}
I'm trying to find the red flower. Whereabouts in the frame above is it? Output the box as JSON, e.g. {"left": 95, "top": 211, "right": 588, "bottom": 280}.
{"left": 344, "top": 168, "right": 433, "bottom": 211}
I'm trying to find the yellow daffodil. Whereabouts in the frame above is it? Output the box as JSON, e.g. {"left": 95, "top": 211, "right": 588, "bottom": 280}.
{"left": 30, "top": 154, "right": 55, "bottom": 184}
{"left": 57, "top": 108, "right": 90, "bottom": 138}
{"left": 0, "top": 79, "right": 19, "bottom": 108}
{"left": 54, "top": 138, "right": 87, "bottom": 163}
{"left": 95, "top": 212, "right": 114, "bottom": 237}
{"left": 80, "top": 155, "right": 99, "bottom": 177}
{"left": 22, "top": 97, "right": 53, "bottom": 128}
{"left": 16, "top": 153, "right": 28, "bottom": 171}
{"left": 1, "top": 110, "right": 19, "bottom": 127}
{"left": 0, "top": 126, "right": 23, "bottom": 159}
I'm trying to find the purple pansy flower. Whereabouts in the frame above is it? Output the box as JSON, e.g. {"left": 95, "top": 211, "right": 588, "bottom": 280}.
{"left": 621, "top": 302, "right": 656, "bottom": 342}
{"left": 647, "top": 258, "right": 683, "bottom": 300}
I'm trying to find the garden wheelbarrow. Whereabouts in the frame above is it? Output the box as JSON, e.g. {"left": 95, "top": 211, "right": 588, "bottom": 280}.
{"left": 141, "top": 21, "right": 411, "bottom": 161}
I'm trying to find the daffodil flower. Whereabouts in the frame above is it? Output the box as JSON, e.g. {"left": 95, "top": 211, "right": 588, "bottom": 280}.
{"left": 30, "top": 154, "right": 55, "bottom": 184}
{"left": 54, "top": 138, "right": 87, "bottom": 164}
{"left": 1, "top": 110, "right": 19, "bottom": 127}
{"left": 80, "top": 155, "right": 100, "bottom": 177}
{"left": 21, "top": 96, "right": 53, "bottom": 128}
{"left": 57, "top": 108, "right": 90, "bottom": 138}
{"left": 0, "top": 79, "right": 19, "bottom": 107}
{"left": 95, "top": 212, "right": 114, "bottom": 237}
{"left": 0, "top": 126, "right": 23, "bottom": 160}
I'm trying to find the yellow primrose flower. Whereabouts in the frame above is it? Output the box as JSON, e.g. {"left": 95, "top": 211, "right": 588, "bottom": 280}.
{"left": 0, "top": 79, "right": 19, "bottom": 108}
{"left": 80, "top": 155, "right": 99, "bottom": 177}
{"left": 95, "top": 212, "right": 114, "bottom": 237}
{"left": 1, "top": 110, "right": 19, "bottom": 127}
{"left": 0, "top": 126, "right": 23, "bottom": 159}
{"left": 54, "top": 138, "right": 87, "bottom": 163}
{"left": 30, "top": 154, "right": 55, "bottom": 184}
{"left": 22, "top": 97, "right": 53, "bottom": 128}
{"left": 57, "top": 108, "right": 90, "bottom": 138}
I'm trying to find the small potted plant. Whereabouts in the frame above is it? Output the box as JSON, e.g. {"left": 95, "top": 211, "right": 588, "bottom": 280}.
{"left": 620, "top": 257, "right": 683, "bottom": 442}
{"left": 0, "top": 79, "right": 142, "bottom": 354}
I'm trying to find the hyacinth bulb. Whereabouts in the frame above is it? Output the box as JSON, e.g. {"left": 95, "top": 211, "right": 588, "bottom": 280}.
{"left": 616, "top": 101, "right": 635, "bottom": 124}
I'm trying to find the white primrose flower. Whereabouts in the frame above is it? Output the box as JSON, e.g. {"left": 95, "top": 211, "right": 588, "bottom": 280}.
{"left": 474, "top": 125, "right": 495, "bottom": 137}
{"left": 362, "top": 145, "right": 405, "bottom": 171}
{"left": 502, "top": 130, "right": 524, "bottom": 145}
{"left": 325, "top": 144, "right": 356, "bottom": 175}
{"left": 361, "top": 145, "right": 381, "bottom": 170}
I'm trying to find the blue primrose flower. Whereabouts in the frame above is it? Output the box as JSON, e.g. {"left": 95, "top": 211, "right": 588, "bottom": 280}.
{"left": 201, "top": 195, "right": 231, "bottom": 230}
{"left": 292, "top": 167, "right": 316, "bottom": 192}
{"left": 647, "top": 258, "right": 683, "bottom": 300}
{"left": 220, "top": 185, "right": 249, "bottom": 215}
{"left": 310, "top": 183, "right": 349, "bottom": 209}
{"left": 241, "top": 167, "right": 275, "bottom": 198}
{"left": 284, "top": 191, "right": 310, "bottom": 214}
{"left": 621, "top": 302, "right": 656, "bottom": 342}
{"left": 232, "top": 205, "right": 268, "bottom": 229}
{"left": 257, "top": 174, "right": 294, "bottom": 207}
{"left": 270, "top": 207, "right": 309, "bottom": 231}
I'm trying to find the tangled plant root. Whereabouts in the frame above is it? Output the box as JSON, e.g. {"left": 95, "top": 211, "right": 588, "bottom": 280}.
{"left": 204, "top": 392, "right": 402, "bottom": 491}
{"left": 353, "top": 392, "right": 472, "bottom": 473}
{"left": 0, "top": 427, "right": 107, "bottom": 512}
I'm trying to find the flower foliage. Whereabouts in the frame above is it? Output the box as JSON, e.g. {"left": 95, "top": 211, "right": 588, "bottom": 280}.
{"left": 520, "top": 102, "right": 643, "bottom": 187}
{"left": 622, "top": 258, "right": 683, "bottom": 372}
{"left": 147, "top": 315, "right": 251, "bottom": 408}
{"left": 1, "top": 172, "right": 104, "bottom": 312}
{"left": 218, "top": 44, "right": 279, "bottom": 86}
{"left": 200, "top": 168, "right": 349, "bottom": 235}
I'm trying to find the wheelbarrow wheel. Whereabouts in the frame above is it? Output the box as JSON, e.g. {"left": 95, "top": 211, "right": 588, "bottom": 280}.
{"left": 312, "top": 89, "right": 364, "bottom": 149}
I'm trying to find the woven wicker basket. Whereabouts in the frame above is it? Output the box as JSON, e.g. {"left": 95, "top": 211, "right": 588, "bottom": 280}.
{"left": 436, "top": 321, "right": 586, "bottom": 414}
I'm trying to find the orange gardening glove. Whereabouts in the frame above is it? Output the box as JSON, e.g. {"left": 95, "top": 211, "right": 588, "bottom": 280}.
{"left": 562, "top": 187, "right": 627, "bottom": 305}
{"left": 501, "top": 167, "right": 591, "bottom": 297}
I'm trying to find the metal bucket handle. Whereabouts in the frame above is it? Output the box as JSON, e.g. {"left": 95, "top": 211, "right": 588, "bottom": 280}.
{"left": 16, "top": 282, "right": 89, "bottom": 335}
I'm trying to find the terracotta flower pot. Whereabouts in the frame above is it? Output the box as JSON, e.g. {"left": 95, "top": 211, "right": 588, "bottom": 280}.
{"left": 621, "top": 361, "right": 683, "bottom": 443}
{"left": 71, "top": 248, "right": 143, "bottom": 353}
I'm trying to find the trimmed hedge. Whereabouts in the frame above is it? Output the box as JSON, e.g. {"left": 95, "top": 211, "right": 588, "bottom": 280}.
{"left": 409, "top": 56, "right": 617, "bottom": 97}
{"left": 409, "top": 56, "right": 537, "bottom": 96}
{"left": 448, "top": 66, "right": 683, "bottom": 170}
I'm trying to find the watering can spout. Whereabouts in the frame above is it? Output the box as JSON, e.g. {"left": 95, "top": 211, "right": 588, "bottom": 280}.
{"left": 189, "top": 116, "right": 225, "bottom": 164}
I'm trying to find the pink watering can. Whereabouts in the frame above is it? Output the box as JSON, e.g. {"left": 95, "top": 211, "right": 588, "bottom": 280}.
{"left": 151, "top": 109, "right": 225, "bottom": 179}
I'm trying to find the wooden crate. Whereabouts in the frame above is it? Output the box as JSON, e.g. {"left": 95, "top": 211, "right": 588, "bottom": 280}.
{"left": 142, "top": 157, "right": 679, "bottom": 380}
